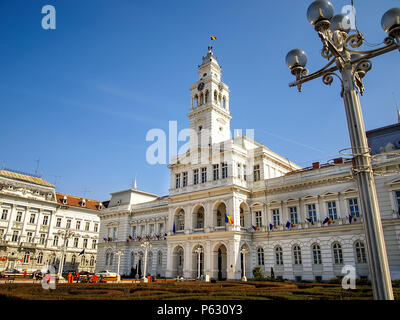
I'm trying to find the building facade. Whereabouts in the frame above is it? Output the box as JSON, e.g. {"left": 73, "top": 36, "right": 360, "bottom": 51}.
{"left": 96, "top": 47, "right": 400, "bottom": 281}
{"left": 0, "top": 169, "right": 102, "bottom": 273}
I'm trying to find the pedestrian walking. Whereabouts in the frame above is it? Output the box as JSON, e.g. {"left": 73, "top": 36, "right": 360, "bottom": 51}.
{"left": 76, "top": 272, "right": 80, "bottom": 283}
{"left": 24, "top": 270, "right": 27, "bottom": 278}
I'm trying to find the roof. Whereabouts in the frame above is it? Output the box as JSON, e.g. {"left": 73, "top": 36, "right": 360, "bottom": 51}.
{"left": 0, "top": 169, "right": 55, "bottom": 188}
{"left": 56, "top": 193, "right": 103, "bottom": 211}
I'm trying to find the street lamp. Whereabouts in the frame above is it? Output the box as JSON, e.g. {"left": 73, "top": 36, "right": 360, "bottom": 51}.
{"left": 116, "top": 250, "right": 124, "bottom": 282}
{"left": 141, "top": 241, "right": 152, "bottom": 282}
{"left": 286, "top": 1, "right": 400, "bottom": 300}
{"left": 57, "top": 230, "right": 76, "bottom": 281}
{"left": 194, "top": 247, "right": 203, "bottom": 279}
{"left": 240, "top": 248, "right": 248, "bottom": 282}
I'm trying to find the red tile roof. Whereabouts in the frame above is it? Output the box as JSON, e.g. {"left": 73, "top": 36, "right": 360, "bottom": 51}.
{"left": 56, "top": 193, "right": 104, "bottom": 211}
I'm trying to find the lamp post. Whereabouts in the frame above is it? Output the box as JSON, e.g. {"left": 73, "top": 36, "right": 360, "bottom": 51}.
{"left": 285, "top": 1, "right": 400, "bottom": 300}
{"left": 240, "top": 248, "right": 248, "bottom": 282}
{"left": 57, "top": 230, "right": 76, "bottom": 281}
{"left": 194, "top": 247, "right": 203, "bottom": 278}
{"left": 141, "top": 241, "right": 152, "bottom": 282}
{"left": 116, "top": 250, "right": 124, "bottom": 282}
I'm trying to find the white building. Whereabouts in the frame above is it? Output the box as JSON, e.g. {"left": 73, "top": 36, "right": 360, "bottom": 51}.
{"left": 0, "top": 169, "right": 102, "bottom": 273}
{"left": 96, "top": 47, "right": 400, "bottom": 281}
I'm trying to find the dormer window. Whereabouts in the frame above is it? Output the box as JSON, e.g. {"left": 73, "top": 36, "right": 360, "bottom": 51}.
{"left": 198, "top": 126, "right": 203, "bottom": 132}
{"left": 62, "top": 196, "right": 67, "bottom": 204}
{"left": 81, "top": 199, "right": 86, "bottom": 207}
{"left": 98, "top": 202, "right": 103, "bottom": 210}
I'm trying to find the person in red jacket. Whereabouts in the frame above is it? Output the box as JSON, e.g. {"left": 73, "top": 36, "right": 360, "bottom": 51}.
{"left": 92, "top": 274, "right": 98, "bottom": 283}
{"left": 24, "top": 270, "right": 27, "bottom": 278}
{"left": 76, "top": 272, "right": 80, "bottom": 283}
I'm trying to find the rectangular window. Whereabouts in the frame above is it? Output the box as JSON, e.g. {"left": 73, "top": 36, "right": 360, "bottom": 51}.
{"left": 201, "top": 167, "right": 207, "bottom": 183}
{"left": 159, "top": 223, "right": 164, "bottom": 234}
{"left": 243, "top": 165, "right": 247, "bottom": 181}
{"left": 39, "top": 234, "right": 46, "bottom": 245}
{"left": 237, "top": 163, "right": 242, "bottom": 179}
{"left": 85, "top": 222, "right": 90, "bottom": 231}
{"left": 253, "top": 165, "right": 261, "bottom": 181}
{"left": 74, "top": 238, "right": 79, "bottom": 247}
{"left": 113, "top": 227, "right": 117, "bottom": 239}
{"left": 349, "top": 198, "right": 360, "bottom": 218}
{"left": 175, "top": 173, "right": 181, "bottom": 188}
{"left": 76, "top": 221, "right": 81, "bottom": 230}
{"left": 94, "top": 223, "right": 99, "bottom": 232}
{"left": 255, "top": 211, "right": 262, "bottom": 227}
{"left": 289, "top": 207, "right": 298, "bottom": 224}
{"left": 132, "top": 226, "right": 136, "bottom": 237}
{"left": 150, "top": 224, "right": 154, "bottom": 235}
{"left": 29, "top": 213, "right": 35, "bottom": 224}
{"left": 221, "top": 163, "right": 228, "bottom": 179}
{"left": 307, "top": 204, "right": 317, "bottom": 222}
{"left": 12, "top": 231, "right": 19, "bottom": 242}
{"left": 56, "top": 218, "right": 62, "bottom": 228}
{"left": 0, "top": 229, "right": 4, "bottom": 240}
{"left": 42, "top": 216, "right": 49, "bottom": 226}
{"left": 182, "top": 172, "right": 188, "bottom": 187}
{"left": 53, "top": 236, "right": 59, "bottom": 247}
{"left": 16, "top": 211, "right": 23, "bottom": 222}
{"left": 327, "top": 201, "right": 338, "bottom": 220}
{"left": 1, "top": 209, "right": 8, "bottom": 220}
{"left": 66, "top": 219, "right": 71, "bottom": 229}
{"left": 272, "top": 209, "right": 280, "bottom": 226}
{"left": 193, "top": 169, "right": 199, "bottom": 185}
{"left": 27, "top": 232, "right": 33, "bottom": 243}
{"left": 396, "top": 191, "right": 400, "bottom": 213}
{"left": 83, "top": 239, "right": 88, "bottom": 248}
{"left": 213, "top": 164, "right": 219, "bottom": 181}
{"left": 92, "top": 240, "right": 97, "bottom": 249}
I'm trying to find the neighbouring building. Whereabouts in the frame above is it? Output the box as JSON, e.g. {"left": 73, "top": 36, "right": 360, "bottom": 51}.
{"left": 0, "top": 169, "right": 102, "bottom": 273}
{"left": 93, "top": 46, "right": 400, "bottom": 281}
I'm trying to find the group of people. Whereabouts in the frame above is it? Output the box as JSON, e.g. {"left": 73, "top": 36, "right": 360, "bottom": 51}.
{"left": 67, "top": 272, "right": 101, "bottom": 283}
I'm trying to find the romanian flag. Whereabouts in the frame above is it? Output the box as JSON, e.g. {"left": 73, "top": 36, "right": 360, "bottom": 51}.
{"left": 327, "top": 217, "right": 333, "bottom": 225}
{"left": 210, "top": 36, "right": 217, "bottom": 40}
{"left": 323, "top": 217, "right": 329, "bottom": 225}
{"left": 285, "top": 221, "right": 291, "bottom": 229}
{"left": 252, "top": 225, "right": 258, "bottom": 231}
{"left": 269, "top": 223, "right": 273, "bottom": 231}
{"left": 306, "top": 218, "right": 314, "bottom": 225}
{"left": 225, "top": 213, "right": 234, "bottom": 224}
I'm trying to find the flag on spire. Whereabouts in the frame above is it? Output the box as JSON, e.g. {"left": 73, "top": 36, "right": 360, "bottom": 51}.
{"left": 210, "top": 36, "right": 217, "bottom": 40}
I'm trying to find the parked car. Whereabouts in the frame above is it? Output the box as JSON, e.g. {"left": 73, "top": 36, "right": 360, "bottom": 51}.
{"left": 96, "top": 270, "right": 117, "bottom": 277}
{"left": 0, "top": 269, "right": 21, "bottom": 278}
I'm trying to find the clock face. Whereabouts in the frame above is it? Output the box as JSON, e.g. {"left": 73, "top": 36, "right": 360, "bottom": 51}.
{"left": 197, "top": 82, "right": 205, "bottom": 91}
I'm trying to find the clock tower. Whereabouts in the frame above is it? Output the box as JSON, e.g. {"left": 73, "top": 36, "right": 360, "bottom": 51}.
{"left": 188, "top": 47, "right": 232, "bottom": 151}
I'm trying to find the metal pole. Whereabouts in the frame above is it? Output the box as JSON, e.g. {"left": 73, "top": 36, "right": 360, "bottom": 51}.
{"left": 143, "top": 247, "right": 147, "bottom": 281}
{"left": 341, "top": 64, "right": 394, "bottom": 300}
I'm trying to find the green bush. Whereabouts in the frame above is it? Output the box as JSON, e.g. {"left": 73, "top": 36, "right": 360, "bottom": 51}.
{"left": 252, "top": 266, "right": 266, "bottom": 281}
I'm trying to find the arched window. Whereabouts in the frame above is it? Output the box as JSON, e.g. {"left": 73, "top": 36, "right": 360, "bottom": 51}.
{"left": 23, "top": 252, "right": 30, "bottom": 264}
{"left": 131, "top": 252, "right": 135, "bottom": 267}
{"left": 53, "top": 235, "right": 59, "bottom": 247}
{"left": 257, "top": 248, "right": 264, "bottom": 266}
{"left": 196, "top": 207, "right": 204, "bottom": 229}
{"left": 105, "top": 252, "right": 109, "bottom": 266}
{"left": 71, "top": 254, "right": 76, "bottom": 265}
{"left": 194, "top": 95, "right": 199, "bottom": 107}
{"left": 109, "top": 253, "right": 114, "bottom": 266}
{"left": 81, "top": 255, "right": 86, "bottom": 266}
{"left": 37, "top": 252, "right": 43, "bottom": 264}
{"left": 199, "top": 92, "right": 204, "bottom": 105}
{"left": 312, "top": 244, "right": 322, "bottom": 264}
{"left": 205, "top": 90, "right": 209, "bottom": 103}
{"left": 214, "top": 91, "right": 218, "bottom": 103}
{"left": 275, "top": 246, "right": 283, "bottom": 265}
{"left": 178, "top": 248, "right": 184, "bottom": 267}
{"left": 293, "top": 245, "right": 302, "bottom": 265}
{"left": 240, "top": 207, "right": 244, "bottom": 227}
{"left": 158, "top": 251, "right": 163, "bottom": 266}
{"left": 222, "top": 96, "right": 226, "bottom": 109}
{"left": 177, "top": 210, "right": 185, "bottom": 231}
{"left": 355, "top": 241, "right": 367, "bottom": 263}
{"left": 333, "top": 243, "right": 343, "bottom": 264}
{"left": 90, "top": 256, "right": 95, "bottom": 267}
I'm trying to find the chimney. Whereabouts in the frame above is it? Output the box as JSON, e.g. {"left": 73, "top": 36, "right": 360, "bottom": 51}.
{"left": 333, "top": 157, "right": 344, "bottom": 164}
{"left": 312, "top": 162, "right": 320, "bottom": 169}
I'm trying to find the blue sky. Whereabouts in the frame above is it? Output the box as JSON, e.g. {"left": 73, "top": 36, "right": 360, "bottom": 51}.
{"left": 0, "top": 0, "right": 399, "bottom": 201}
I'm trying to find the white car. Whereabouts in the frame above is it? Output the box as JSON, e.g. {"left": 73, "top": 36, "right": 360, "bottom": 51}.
{"left": 96, "top": 270, "right": 117, "bottom": 277}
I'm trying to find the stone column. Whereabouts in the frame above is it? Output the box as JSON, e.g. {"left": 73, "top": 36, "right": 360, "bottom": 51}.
{"left": 165, "top": 245, "right": 173, "bottom": 278}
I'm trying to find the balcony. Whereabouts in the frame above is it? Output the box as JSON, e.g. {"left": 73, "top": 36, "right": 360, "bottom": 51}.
{"left": 12, "top": 222, "right": 23, "bottom": 230}
{"left": 21, "top": 242, "right": 37, "bottom": 249}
